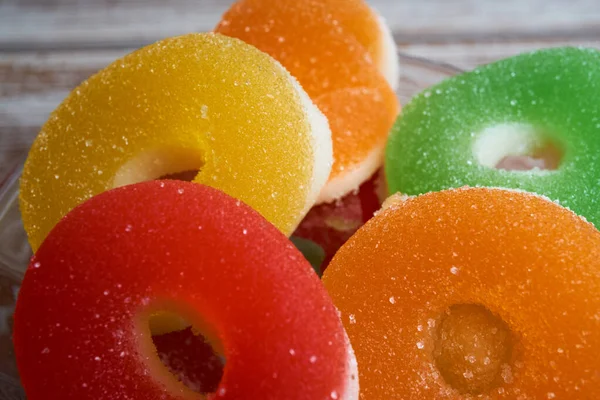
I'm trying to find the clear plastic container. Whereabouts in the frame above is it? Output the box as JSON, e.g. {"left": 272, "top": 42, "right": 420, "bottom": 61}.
{"left": 0, "top": 53, "right": 461, "bottom": 396}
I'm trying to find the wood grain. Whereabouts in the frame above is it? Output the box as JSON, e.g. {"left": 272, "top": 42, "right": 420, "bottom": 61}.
{"left": 400, "top": 40, "right": 600, "bottom": 69}
{"left": 1, "top": 0, "right": 599, "bottom": 177}
{"left": 1, "top": 0, "right": 599, "bottom": 50}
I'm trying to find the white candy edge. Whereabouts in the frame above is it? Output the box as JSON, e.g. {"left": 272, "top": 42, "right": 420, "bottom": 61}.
{"left": 373, "top": 9, "right": 400, "bottom": 91}
{"left": 341, "top": 328, "right": 360, "bottom": 400}
{"left": 317, "top": 142, "right": 385, "bottom": 204}
{"left": 315, "top": 9, "right": 399, "bottom": 204}
{"left": 287, "top": 76, "right": 334, "bottom": 225}
{"left": 264, "top": 55, "right": 333, "bottom": 233}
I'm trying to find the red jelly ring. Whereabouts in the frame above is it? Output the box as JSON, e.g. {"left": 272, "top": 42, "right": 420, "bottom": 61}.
{"left": 14, "top": 181, "right": 357, "bottom": 400}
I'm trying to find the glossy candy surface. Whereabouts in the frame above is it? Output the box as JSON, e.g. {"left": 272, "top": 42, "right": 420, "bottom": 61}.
{"left": 15, "top": 181, "right": 356, "bottom": 400}
{"left": 324, "top": 187, "right": 600, "bottom": 399}
{"left": 20, "top": 33, "right": 332, "bottom": 251}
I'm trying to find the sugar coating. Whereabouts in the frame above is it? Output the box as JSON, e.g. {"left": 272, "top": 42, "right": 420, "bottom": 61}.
{"left": 314, "top": 89, "right": 390, "bottom": 202}
{"left": 323, "top": 187, "right": 600, "bottom": 399}
{"left": 386, "top": 47, "right": 600, "bottom": 226}
{"left": 216, "top": 0, "right": 399, "bottom": 201}
{"left": 289, "top": 76, "right": 334, "bottom": 217}
{"left": 14, "top": 181, "right": 355, "bottom": 400}
{"left": 20, "top": 32, "right": 331, "bottom": 251}
{"left": 373, "top": 10, "right": 400, "bottom": 91}
{"left": 265, "top": 0, "right": 399, "bottom": 89}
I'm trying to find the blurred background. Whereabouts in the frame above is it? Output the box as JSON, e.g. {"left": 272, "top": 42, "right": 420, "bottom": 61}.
{"left": 0, "top": 0, "right": 599, "bottom": 177}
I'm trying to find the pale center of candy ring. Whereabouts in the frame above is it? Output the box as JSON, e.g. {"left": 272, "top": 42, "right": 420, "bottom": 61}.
{"left": 136, "top": 302, "right": 225, "bottom": 397}
{"left": 113, "top": 147, "right": 205, "bottom": 187}
{"left": 433, "top": 304, "right": 514, "bottom": 394}
{"left": 473, "top": 123, "right": 563, "bottom": 171}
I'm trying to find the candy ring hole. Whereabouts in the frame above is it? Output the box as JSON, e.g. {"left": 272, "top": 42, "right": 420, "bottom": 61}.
{"left": 137, "top": 306, "right": 225, "bottom": 397}
{"left": 433, "top": 304, "right": 514, "bottom": 395}
{"left": 473, "top": 123, "right": 563, "bottom": 171}
{"left": 113, "top": 147, "right": 204, "bottom": 188}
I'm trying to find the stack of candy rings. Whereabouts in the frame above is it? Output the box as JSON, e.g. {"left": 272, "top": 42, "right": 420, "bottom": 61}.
{"left": 386, "top": 47, "right": 600, "bottom": 226}
{"left": 323, "top": 187, "right": 600, "bottom": 398}
{"left": 12, "top": 0, "right": 600, "bottom": 397}
{"left": 14, "top": 181, "right": 358, "bottom": 400}
{"left": 217, "top": 0, "right": 400, "bottom": 203}
{"left": 19, "top": 33, "right": 333, "bottom": 251}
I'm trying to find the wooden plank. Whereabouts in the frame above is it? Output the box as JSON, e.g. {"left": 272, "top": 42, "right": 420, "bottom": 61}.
{"left": 398, "top": 40, "right": 600, "bottom": 70}
{"left": 2, "top": 39, "right": 598, "bottom": 164}
{"left": 0, "top": 146, "right": 27, "bottom": 185}
{"left": 0, "top": 0, "right": 233, "bottom": 50}
{"left": 1, "top": 0, "right": 599, "bottom": 50}
{"left": 1, "top": 39, "right": 596, "bottom": 120}
{"left": 0, "top": 42, "right": 456, "bottom": 179}
{"left": 0, "top": 49, "right": 125, "bottom": 98}
{"left": 0, "top": 48, "right": 128, "bottom": 178}
{"left": 3, "top": 38, "right": 598, "bottom": 101}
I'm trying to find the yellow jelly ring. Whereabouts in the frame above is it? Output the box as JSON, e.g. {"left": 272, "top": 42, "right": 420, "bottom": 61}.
{"left": 20, "top": 33, "right": 332, "bottom": 251}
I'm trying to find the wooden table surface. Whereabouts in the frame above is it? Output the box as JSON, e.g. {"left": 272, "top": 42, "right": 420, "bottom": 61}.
{"left": 1, "top": 0, "right": 599, "bottom": 179}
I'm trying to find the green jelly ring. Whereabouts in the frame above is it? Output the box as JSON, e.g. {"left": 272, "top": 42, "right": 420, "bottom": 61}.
{"left": 385, "top": 47, "right": 600, "bottom": 225}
